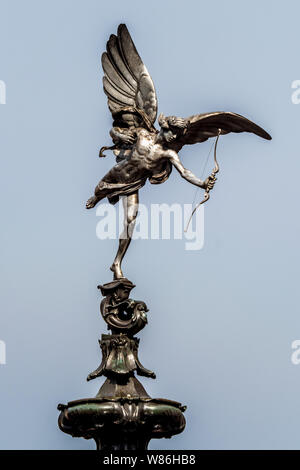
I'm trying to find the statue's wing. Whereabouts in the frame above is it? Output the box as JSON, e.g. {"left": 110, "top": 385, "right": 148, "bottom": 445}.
{"left": 102, "top": 24, "right": 157, "bottom": 130}
{"left": 169, "top": 111, "right": 272, "bottom": 152}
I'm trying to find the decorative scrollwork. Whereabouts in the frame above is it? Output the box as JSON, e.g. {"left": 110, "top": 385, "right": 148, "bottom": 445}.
{"left": 98, "top": 278, "right": 148, "bottom": 336}
{"left": 86, "top": 279, "right": 155, "bottom": 382}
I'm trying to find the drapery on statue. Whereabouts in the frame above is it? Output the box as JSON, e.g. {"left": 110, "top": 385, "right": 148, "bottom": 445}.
{"left": 86, "top": 24, "right": 271, "bottom": 280}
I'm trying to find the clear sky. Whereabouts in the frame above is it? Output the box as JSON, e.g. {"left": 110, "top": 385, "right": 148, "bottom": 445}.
{"left": 1, "top": 0, "right": 300, "bottom": 449}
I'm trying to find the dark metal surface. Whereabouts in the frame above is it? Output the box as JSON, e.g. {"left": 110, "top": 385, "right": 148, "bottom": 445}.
{"left": 97, "top": 278, "right": 148, "bottom": 336}
{"left": 58, "top": 280, "right": 185, "bottom": 450}
{"left": 58, "top": 397, "right": 186, "bottom": 450}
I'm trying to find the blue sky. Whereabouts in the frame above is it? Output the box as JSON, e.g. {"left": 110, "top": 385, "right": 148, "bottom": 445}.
{"left": 0, "top": 0, "right": 300, "bottom": 449}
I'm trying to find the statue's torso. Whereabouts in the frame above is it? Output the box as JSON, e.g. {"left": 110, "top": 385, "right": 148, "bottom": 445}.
{"left": 129, "top": 130, "right": 166, "bottom": 173}
{"left": 103, "top": 129, "right": 168, "bottom": 185}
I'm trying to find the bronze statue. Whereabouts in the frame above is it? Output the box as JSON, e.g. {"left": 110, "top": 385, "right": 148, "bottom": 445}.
{"left": 59, "top": 23, "right": 272, "bottom": 452}
{"left": 86, "top": 24, "right": 271, "bottom": 279}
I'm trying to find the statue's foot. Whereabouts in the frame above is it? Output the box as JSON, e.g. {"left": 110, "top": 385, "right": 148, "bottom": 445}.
{"left": 110, "top": 262, "right": 124, "bottom": 279}
{"left": 86, "top": 196, "right": 99, "bottom": 209}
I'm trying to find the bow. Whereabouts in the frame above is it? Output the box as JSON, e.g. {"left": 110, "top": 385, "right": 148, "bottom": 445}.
{"left": 185, "top": 129, "right": 221, "bottom": 232}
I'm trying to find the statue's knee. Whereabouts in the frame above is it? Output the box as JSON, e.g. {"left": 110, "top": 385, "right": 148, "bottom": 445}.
{"left": 127, "top": 215, "right": 137, "bottom": 226}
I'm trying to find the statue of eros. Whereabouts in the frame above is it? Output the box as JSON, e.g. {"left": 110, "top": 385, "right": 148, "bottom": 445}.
{"left": 86, "top": 24, "right": 271, "bottom": 280}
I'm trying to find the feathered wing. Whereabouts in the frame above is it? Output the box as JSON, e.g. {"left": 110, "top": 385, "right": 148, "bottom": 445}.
{"left": 168, "top": 111, "right": 272, "bottom": 152}
{"left": 102, "top": 24, "right": 157, "bottom": 130}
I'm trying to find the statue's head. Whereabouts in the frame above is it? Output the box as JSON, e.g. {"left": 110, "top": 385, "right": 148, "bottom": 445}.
{"left": 158, "top": 113, "right": 188, "bottom": 143}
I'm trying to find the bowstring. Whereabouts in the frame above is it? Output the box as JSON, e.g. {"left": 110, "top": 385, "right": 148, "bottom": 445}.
{"left": 190, "top": 139, "right": 215, "bottom": 210}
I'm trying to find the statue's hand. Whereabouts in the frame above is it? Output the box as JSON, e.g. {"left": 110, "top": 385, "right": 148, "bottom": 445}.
{"left": 121, "top": 134, "right": 135, "bottom": 144}
{"left": 203, "top": 174, "right": 217, "bottom": 191}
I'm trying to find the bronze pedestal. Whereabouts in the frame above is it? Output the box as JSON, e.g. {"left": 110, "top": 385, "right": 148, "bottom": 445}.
{"left": 58, "top": 279, "right": 186, "bottom": 450}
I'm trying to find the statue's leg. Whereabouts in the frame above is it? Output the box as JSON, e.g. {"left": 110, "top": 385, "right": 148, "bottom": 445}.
{"left": 86, "top": 195, "right": 100, "bottom": 209}
{"left": 86, "top": 181, "right": 109, "bottom": 209}
{"left": 110, "top": 192, "right": 139, "bottom": 279}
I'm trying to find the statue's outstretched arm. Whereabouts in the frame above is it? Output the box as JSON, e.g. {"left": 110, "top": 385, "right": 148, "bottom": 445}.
{"left": 167, "top": 150, "right": 206, "bottom": 189}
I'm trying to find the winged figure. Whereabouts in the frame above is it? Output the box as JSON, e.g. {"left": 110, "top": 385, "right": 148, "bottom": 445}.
{"left": 86, "top": 24, "right": 271, "bottom": 280}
